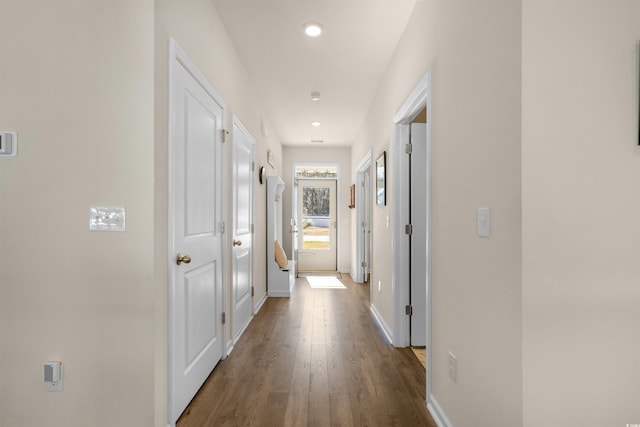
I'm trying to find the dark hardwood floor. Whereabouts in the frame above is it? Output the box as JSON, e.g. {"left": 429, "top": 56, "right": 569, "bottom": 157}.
{"left": 177, "top": 274, "right": 437, "bottom": 427}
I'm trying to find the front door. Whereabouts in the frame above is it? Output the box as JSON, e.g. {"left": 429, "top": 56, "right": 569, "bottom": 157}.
{"left": 231, "top": 117, "right": 254, "bottom": 342}
{"left": 297, "top": 179, "right": 337, "bottom": 271}
{"left": 169, "top": 43, "right": 225, "bottom": 423}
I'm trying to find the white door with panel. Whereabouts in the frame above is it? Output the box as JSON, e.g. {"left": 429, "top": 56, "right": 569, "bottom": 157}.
{"left": 363, "top": 169, "right": 371, "bottom": 282}
{"left": 297, "top": 179, "right": 337, "bottom": 271}
{"left": 231, "top": 117, "right": 254, "bottom": 342}
{"left": 410, "top": 123, "right": 427, "bottom": 346}
{"left": 169, "top": 43, "right": 225, "bottom": 423}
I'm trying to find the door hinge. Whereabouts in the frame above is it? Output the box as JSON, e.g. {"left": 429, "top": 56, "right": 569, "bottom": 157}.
{"left": 405, "top": 143, "right": 412, "bottom": 154}
{"left": 405, "top": 224, "right": 413, "bottom": 235}
{"left": 221, "top": 129, "right": 229, "bottom": 143}
{"left": 251, "top": 161, "right": 255, "bottom": 172}
{"left": 251, "top": 286, "right": 255, "bottom": 297}
{"left": 222, "top": 312, "right": 226, "bottom": 324}
{"left": 405, "top": 305, "right": 413, "bottom": 316}
{"left": 361, "top": 261, "right": 367, "bottom": 267}
{"left": 218, "top": 221, "right": 226, "bottom": 233}
{"left": 251, "top": 224, "right": 255, "bottom": 234}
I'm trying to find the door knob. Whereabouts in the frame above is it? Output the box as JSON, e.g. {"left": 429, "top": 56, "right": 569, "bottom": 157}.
{"left": 176, "top": 253, "right": 191, "bottom": 265}
{"left": 233, "top": 240, "right": 242, "bottom": 246}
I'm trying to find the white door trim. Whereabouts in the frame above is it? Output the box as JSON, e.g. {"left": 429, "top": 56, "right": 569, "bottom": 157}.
{"left": 390, "top": 70, "right": 432, "bottom": 401}
{"left": 167, "top": 37, "right": 227, "bottom": 426}
{"left": 354, "top": 150, "right": 372, "bottom": 283}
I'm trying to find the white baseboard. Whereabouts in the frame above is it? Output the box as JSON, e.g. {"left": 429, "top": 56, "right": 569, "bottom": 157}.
{"left": 339, "top": 268, "right": 351, "bottom": 274}
{"left": 369, "top": 303, "right": 393, "bottom": 344}
{"left": 428, "top": 393, "right": 453, "bottom": 427}
{"left": 253, "top": 292, "right": 267, "bottom": 314}
{"left": 268, "top": 291, "right": 291, "bottom": 297}
{"left": 226, "top": 340, "right": 234, "bottom": 357}
{"left": 232, "top": 316, "right": 252, "bottom": 344}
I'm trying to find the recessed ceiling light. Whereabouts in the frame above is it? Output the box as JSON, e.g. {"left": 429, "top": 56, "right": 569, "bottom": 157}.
{"left": 310, "top": 140, "right": 324, "bottom": 144}
{"left": 310, "top": 91, "right": 321, "bottom": 101}
{"left": 304, "top": 22, "right": 324, "bottom": 37}
{"left": 311, "top": 121, "right": 321, "bottom": 127}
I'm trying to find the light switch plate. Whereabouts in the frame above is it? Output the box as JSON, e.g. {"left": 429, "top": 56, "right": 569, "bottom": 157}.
{"left": 90, "top": 206, "right": 126, "bottom": 232}
{"left": 477, "top": 207, "right": 490, "bottom": 237}
{"left": 448, "top": 351, "right": 457, "bottom": 382}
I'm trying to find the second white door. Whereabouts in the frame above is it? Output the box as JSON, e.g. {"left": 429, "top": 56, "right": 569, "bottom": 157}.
{"left": 231, "top": 117, "right": 254, "bottom": 342}
{"left": 410, "top": 123, "right": 427, "bottom": 346}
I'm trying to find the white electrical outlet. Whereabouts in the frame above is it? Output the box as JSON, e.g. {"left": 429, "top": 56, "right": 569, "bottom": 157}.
{"left": 477, "top": 207, "right": 490, "bottom": 237}
{"left": 448, "top": 351, "right": 457, "bottom": 382}
{"left": 0, "top": 131, "right": 18, "bottom": 157}
{"left": 44, "top": 361, "right": 63, "bottom": 392}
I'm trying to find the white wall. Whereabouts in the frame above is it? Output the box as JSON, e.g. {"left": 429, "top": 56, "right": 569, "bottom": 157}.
{"left": 154, "top": 0, "right": 282, "bottom": 424}
{"left": 522, "top": 1, "right": 640, "bottom": 426}
{"left": 351, "top": 1, "right": 523, "bottom": 425}
{"left": 281, "top": 146, "right": 352, "bottom": 273}
{"left": 0, "top": 1, "right": 155, "bottom": 426}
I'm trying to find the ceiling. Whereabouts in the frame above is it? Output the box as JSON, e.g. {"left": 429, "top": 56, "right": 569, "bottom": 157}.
{"left": 212, "top": 0, "right": 418, "bottom": 147}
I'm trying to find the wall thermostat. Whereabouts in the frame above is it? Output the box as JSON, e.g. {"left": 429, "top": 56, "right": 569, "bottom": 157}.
{"left": 0, "top": 131, "right": 18, "bottom": 157}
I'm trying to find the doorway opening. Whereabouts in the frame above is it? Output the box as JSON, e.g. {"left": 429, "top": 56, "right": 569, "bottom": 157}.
{"left": 354, "top": 150, "right": 372, "bottom": 286}
{"left": 390, "top": 71, "right": 433, "bottom": 410}
{"left": 293, "top": 165, "right": 339, "bottom": 272}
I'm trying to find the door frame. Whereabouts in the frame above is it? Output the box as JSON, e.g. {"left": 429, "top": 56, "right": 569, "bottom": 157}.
{"left": 291, "top": 162, "right": 341, "bottom": 272}
{"left": 354, "top": 150, "right": 372, "bottom": 283}
{"left": 167, "top": 38, "right": 227, "bottom": 425}
{"left": 390, "top": 71, "right": 432, "bottom": 402}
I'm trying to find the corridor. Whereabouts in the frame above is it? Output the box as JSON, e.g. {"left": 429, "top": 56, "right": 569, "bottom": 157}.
{"left": 177, "top": 275, "right": 436, "bottom": 426}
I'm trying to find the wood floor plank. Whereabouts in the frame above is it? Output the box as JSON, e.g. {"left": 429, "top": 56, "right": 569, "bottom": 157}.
{"left": 284, "top": 362, "right": 310, "bottom": 426}
{"left": 329, "top": 393, "right": 354, "bottom": 426}
{"left": 261, "top": 391, "right": 289, "bottom": 426}
{"left": 307, "top": 391, "right": 331, "bottom": 426}
{"left": 326, "top": 339, "right": 349, "bottom": 394}
{"left": 309, "top": 341, "right": 328, "bottom": 395}
{"left": 177, "top": 276, "right": 436, "bottom": 427}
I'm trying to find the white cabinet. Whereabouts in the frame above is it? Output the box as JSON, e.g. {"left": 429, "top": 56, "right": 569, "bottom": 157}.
{"left": 267, "top": 176, "right": 295, "bottom": 297}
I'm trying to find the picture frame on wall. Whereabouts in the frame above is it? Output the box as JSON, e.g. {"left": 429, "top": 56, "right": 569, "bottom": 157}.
{"left": 376, "top": 151, "right": 386, "bottom": 206}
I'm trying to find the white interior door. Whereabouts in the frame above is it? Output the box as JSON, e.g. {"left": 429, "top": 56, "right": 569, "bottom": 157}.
{"left": 363, "top": 169, "right": 371, "bottom": 282}
{"left": 410, "top": 123, "right": 427, "bottom": 346}
{"left": 231, "top": 117, "right": 254, "bottom": 342}
{"left": 169, "top": 43, "right": 225, "bottom": 423}
{"left": 297, "top": 179, "right": 337, "bottom": 271}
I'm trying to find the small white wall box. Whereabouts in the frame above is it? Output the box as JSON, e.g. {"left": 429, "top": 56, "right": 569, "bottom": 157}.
{"left": 0, "top": 131, "right": 18, "bottom": 157}
{"left": 44, "top": 361, "right": 63, "bottom": 392}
